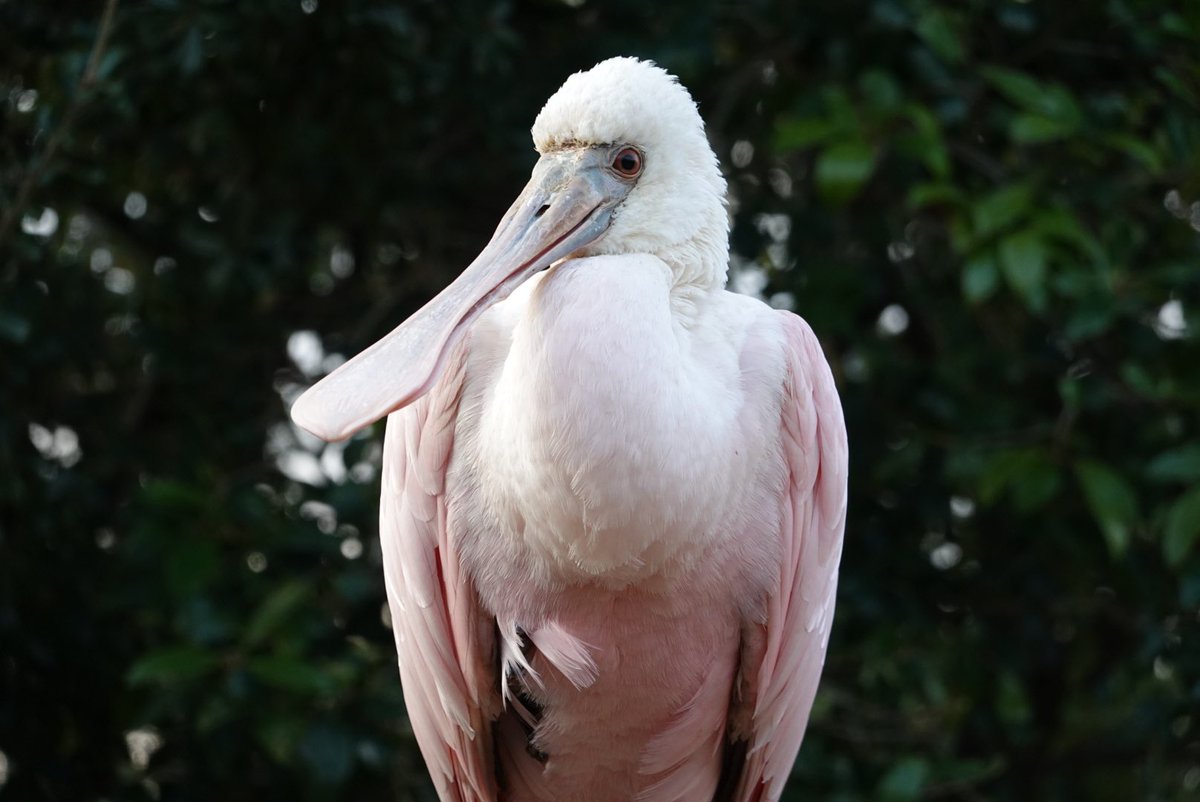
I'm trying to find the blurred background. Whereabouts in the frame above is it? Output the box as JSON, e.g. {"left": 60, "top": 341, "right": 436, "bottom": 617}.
{"left": 2, "top": 1, "right": 1199, "bottom": 800}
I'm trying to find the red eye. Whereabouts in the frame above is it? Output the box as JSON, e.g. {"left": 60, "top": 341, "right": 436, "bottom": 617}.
{"left": 612, "top": 147, "right": 643, "bottom": 178}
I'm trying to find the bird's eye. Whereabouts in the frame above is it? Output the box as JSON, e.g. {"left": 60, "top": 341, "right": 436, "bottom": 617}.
{"left": 611, "top": 147, "right": 643, "bottom": 178}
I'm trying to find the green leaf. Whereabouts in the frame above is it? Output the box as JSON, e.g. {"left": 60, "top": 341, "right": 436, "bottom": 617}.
{"left": 1120, "top": 362, "right": 1165, "bottom": 400}
{"left": 1011, "top": 113, "right": 1077, "bottom": 143}
{"left": 906, "top": 104, "right": 950, "bottom": 178}
{"left": 998, "top": 230, "right": 1048, "bottom": 312}
{"left": 907, "top": 182, "right": 962, "bottom": 209}
{"left": 859, "top": 69, "right": 902, "bottom": 110}
{"left": 820, "top": 86, "right": 859, "bottom": 127}
{"left": 127, "top": 646, "right": 219, "bottom": 685}
{"left": 141, "top": 479, "right": 209, "bottom": 514}
{"left": 916, "top": 8, "right": 965, "bottom": 63}
{"left": 981, "top": 66, "right": 1082, "bottom": 123}
{"left": 1102, "top": 133, "right": 1164, "bottom": 172}
{"left": 1076, "top": 461, "right": 1139, "bottom": 557}
{"left": 978, "top": 448, "right": 1050, "bottom": 506}
{"left": 981, "top": 66, "right": 1046, "bottom": 109}
{"left": 247, "top": 656, "right": 337, "bottom": 694}
{"left": 1031, "top": 207, "right": 1108, "bottom": 270}
{"left": 1164, "top": 488, "right": 1200, "bottom": 567}
{"left": 243, "top": 580, "right": 311, "bottom": 649}
{"left": 997, "top": 671, "right": 1033, "bottom": 726}
{"left": 1148, "top": 445, "right": 1200, "bottom": 483}
{"left": 971, "top": 184, "right": 1033, "bottom": 242}
{"left": 962, "top": 251, "right": 999, "bottom": 303}
{"left": 774, "top": 117, "right": 842, "bottom": 151}
{"left": 1160, "top": 12, "right": 1192, "bottom": 37}
{"left": 1012, "top": 455, "right": 1061, "bottom": 512}
{"left": 814, "top": 142, "right": 876, "bottom": 204}
{"left": 1156, "top": 65, "right": 1200, "bottom": 106}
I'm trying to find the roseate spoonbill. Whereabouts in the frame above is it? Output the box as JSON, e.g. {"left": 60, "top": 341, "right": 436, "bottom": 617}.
{"left": 291, "top": 57, "right": 847, "bottom": 802}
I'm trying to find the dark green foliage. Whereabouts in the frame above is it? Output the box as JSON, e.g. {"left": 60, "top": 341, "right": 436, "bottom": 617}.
{"left": 2, "top": 1, "right": 1198, "bottom": 800}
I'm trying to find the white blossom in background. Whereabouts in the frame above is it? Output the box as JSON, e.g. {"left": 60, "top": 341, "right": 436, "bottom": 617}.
{"left": 340, "top": 537, "right": 363, "bottom": 559}
{"left": 330, "top": 244, "right": 355, "bottom": 278}
{"left": 104, "top": 267, "right": 136, "bottom": 295}
{"left": 125, "top": 727, "right": 162, "bottom": 771}
{"left": 21, "top": 207, "right": 58, "bottom": 237}
{"left": 930, "top": 541, "right": 963, "bottom": 570}
{"left": 275, "top": 450, "right": 325, "bottom": 485}
{"left": 318, "top": 440, "right": 347, "bottom": 483}
{"left": 768, "top": 291, "right": 795, "bottom": 311}
{"left": 755, "top": 213, "right": 790, "bottom": 243}
{"left": 124, "top": 192, "right": 148, "bottom": 219}
{"left": 272, "top": 333, "right": 373, "bottom": 487}
{"left": 1154, "top": 299, "right": 1187, "bottom": 340}
{"left": 90, "top": 248, "right": 113, "bottom": 274}
{"left": 96, "top": 528, "right": 117, "bottom": 551}
{"left": 731, "top": 140, "right": 754, "bottom": 168}
{"left": 1153, "top": 656, "right": 1173, "bottom": 682}
{"left": 29, "top": 423, "right": 82, "bottom": 467}
{"left": 1163, "top": 189, "right": 1184, "bottom": 217}
{"left": 950, "top": 496, "right": 976, "bottom": 520}
{"left": 886, "top": 241, "right": 915, "bottom": 263}
{"left": 876, "top": 304, "right": 910, "bottom": 336}
{"left": 321, "top": 352, "right": 346, "bottom": 373}
{"left": 730, "top": 264, "right": 768, "bottom": 298}
{"left": 767, "top": 167, "right": 793, "bottom": 198}
{"left": 287, "top": 330, "right": 324, "bottom": 377}
{"left": 16, "top": 89, "right": 37, "bottom": 112}
{"left": 300, "top": 499, "right": 338, "bottom": 534}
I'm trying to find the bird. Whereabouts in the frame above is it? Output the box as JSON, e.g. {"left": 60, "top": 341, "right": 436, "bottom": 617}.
{"left": 291, "top": 57, "right": 848, "bottom": 802}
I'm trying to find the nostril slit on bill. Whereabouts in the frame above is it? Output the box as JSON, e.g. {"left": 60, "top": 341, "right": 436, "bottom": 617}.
{"left": 535, "top": 204, "right": 550, "bottom": 218}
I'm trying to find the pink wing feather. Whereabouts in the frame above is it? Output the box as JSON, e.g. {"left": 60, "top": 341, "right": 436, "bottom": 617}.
{"left": 733, "top": 312, "right": 849, "bottom": 802}
{"left": 379, "top": 340, "right": 499, "bottom": 802}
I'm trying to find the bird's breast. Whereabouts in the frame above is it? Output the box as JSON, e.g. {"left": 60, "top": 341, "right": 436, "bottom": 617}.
{"left": 451, "top": 253, "right": 782, "bottom": 589}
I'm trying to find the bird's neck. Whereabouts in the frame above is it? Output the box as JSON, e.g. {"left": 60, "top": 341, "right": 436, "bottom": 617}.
{"left": 582, "top": 208, "right": 730, "bottom": 329}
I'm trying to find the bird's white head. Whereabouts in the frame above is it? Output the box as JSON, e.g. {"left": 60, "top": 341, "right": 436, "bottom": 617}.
{"left": 531, "top": 57, "right": 730, "bottom": 294}
{"left": 291, "top": 58, "right": 729, "bottom": 442}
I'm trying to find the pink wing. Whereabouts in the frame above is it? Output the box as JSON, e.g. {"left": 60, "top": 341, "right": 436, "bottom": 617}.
{"left": 733, "top": 312, "right": 849, "bottom": 802}
{"left": 379, "top": 340, "right": 499, "bottom": 802}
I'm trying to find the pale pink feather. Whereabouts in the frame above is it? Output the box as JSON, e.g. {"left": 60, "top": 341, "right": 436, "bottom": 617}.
{"left": 380, "top": 340, "right": 498, "bottom": 802}
{"left": 732, "top": 312, "right": 849, "bottom": 802}
{"left": 636, "top": 654, "right": 735, "bottom": 802}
